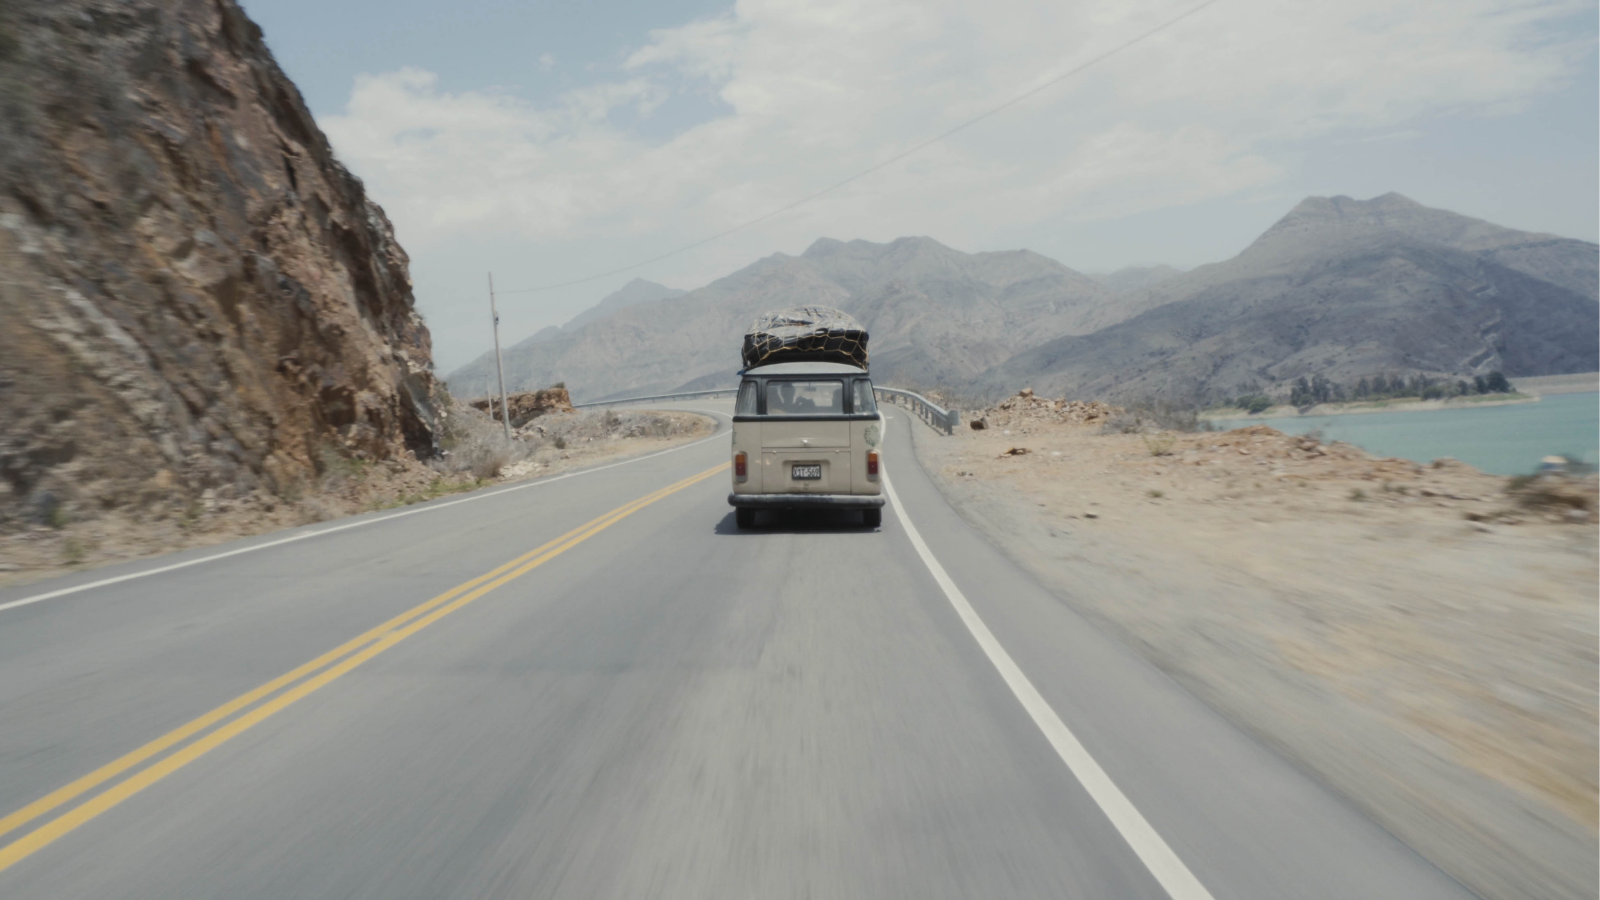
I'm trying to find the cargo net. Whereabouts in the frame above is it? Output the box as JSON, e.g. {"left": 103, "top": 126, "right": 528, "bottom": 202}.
{"left": 741, "top": 306, "right": 869, "bottom": 370}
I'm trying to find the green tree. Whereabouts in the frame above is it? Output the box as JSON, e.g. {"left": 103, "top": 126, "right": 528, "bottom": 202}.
{"left": 1290, "top": 376, "right": 1313, "bottom": 407}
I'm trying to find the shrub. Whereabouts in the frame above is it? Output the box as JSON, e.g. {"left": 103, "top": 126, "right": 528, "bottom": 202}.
{"left": 1144, "top": 436, "right": 1175, "bottom": 457}
{"left": 1102, "top": 412, "right": 1144, "bottom": 434}
{"left": 297, "top": 496, "right": 341, "bottom": 524}
{"left": 1102, "top": 400, "right": 1215, "bottom": 435}
{"left": 1507, "top": 475, "right": 1593, "bottom": 512}
{"left": 1242, "top": 395, "right": 1272, "bottom": 414}
{"left": 470, "top": 447, "right": 510, "bottom": 481}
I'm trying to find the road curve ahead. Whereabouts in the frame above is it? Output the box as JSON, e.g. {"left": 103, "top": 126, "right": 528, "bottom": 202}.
{"left": 0, "top": 401, "right": 1474, "bottom": 899}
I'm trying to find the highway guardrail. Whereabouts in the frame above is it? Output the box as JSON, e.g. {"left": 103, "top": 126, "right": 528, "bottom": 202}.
{"left": 872, "top": 387, "right": 960, "bottom": 435}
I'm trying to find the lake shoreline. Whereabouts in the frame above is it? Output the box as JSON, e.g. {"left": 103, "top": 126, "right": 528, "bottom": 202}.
{"left": 1205, "top": 373, "right": 1600, "bottom": 421}
{"left": 1206, "top": 391, "right": 1598, "bottom": 475}
{"left": 1206, "top": 392, "right": 1540, "bottom": 421}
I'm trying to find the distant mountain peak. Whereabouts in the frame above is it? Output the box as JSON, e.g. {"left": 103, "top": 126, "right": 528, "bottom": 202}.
{"left": 1244, "top": 192, "right": 1555, "bottom": 265}
{"left": 1286, "top": 192, "right": 1423, "bottom": 221}
{"left": 800, "top": 235, "right": 952, "bottom": 259}
{"left": 1371, "top": 191, "right": 1422, "bottom": 207}
{"left": 978, "top": 193, "right": 1597, "bottom": 404}
{"left": 559, "top": 278, "right": 685, "bottom": 331}
{"left": 801, "top": 237, "right": 847, "bottom": 257}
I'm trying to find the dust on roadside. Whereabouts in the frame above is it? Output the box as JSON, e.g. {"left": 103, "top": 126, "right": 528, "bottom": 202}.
{"left": 919, "top": 389, "right": 1598, "bottom": 900}
{"left": 0, "top": 404, "right": 712, "bottom": 590}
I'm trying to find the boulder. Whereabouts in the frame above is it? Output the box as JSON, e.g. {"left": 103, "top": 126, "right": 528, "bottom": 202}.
{"left": 472, "top": 388, "right": 575, "bottom": 429}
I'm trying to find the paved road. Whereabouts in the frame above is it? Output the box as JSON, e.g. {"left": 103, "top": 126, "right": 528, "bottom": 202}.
{"left": 0, "top": 402, "right": 1476, "bottom": 899}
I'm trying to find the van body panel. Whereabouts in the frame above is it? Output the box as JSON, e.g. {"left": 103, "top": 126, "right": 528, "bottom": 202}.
{"left": 760, "top": 420, "right": 850, "bottom": 449}
{"left": 761, "top": 448, "right": 852, "bottom": 493}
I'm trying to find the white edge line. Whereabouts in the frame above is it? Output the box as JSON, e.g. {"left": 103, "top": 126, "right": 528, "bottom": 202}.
{"left": 0, "top": 411, "right": 731, "bottom": 614}
{"left": 881, "top": 471, "right": 1215, "bottom": 900}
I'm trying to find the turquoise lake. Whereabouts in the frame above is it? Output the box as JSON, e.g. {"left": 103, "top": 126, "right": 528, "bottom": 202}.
{"left": 1215, "top": 392, "right": 1600, "bottom": 476}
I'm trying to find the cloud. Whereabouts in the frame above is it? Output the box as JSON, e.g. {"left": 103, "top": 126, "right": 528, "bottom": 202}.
{"left": 1347, "top": 130, "right": 1425, "bottom": 144}
{"left": 321, "top": 0, "right": 1590, "bottom": 289}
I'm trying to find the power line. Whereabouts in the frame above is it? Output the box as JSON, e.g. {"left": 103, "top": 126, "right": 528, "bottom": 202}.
{"left": 496, "top": 0, "right": 1223, "bottom": 296}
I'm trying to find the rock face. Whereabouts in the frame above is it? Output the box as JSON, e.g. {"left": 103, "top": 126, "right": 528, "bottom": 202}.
{"left": 0, "top": 0, "right": 440, "bottom": 529}
{"left": 469, "top": 388, "right": 575, "bottom": 429}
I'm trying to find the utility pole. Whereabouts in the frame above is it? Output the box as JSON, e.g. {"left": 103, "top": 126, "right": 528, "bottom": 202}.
{"left": 488, "top": 272, "right": 512, "bottom": 444}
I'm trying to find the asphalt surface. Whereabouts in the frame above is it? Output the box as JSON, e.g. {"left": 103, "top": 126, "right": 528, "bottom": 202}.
{"left": 0, "top": 401, "right": 1478, "bottom": 899}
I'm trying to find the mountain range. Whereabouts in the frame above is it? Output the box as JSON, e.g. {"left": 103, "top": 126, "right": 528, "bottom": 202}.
{"left": 447, "top": 194, "right": 1597, "bottom": 404}
{"left": 451, "top": 239, "right": 1123, "bottom": 399}
{"left": 453, "top": 279, "right": 686, "bottom": 396}
{"left": 980, "top": 193, "right": 1598, "bottom": 402}
{"left": 1087, "top": 265, "right": 1185, "bottom": 293}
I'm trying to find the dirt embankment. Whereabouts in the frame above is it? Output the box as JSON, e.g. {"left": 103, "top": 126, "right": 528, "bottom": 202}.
{"left": 1, "top": 405, "right": 713, "bottom": 589}
{"left": 916, "top": 390, "right": 1598, "bottom": 900}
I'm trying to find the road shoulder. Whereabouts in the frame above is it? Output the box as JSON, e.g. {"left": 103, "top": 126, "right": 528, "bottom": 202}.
{"left": 906, "top": 407, "right": 1598, "bottom": 900}
{"left": 1, "top": 410, "right": 718, "bottom": 591}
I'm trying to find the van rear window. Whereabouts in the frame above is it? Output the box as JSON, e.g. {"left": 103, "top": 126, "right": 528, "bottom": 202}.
{"left": 735, "top": 380, "right": 758, "bottom": 415}
{"left": 852, "top": 379, "right": 876, "bottom": 414}
{"left": 766, "top": 380, "right": 843, "bottom": 415}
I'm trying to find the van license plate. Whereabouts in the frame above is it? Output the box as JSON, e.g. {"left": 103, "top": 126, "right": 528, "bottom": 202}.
{"left": 791, "top": 465, "right": 822, "bottom": 480}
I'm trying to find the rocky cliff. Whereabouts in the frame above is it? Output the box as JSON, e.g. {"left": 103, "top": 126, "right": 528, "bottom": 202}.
{"left": 0, "top": 0, "right": 440, "bottom": 530}
{"left": 469, "top": 388, "right": 574, "bottom": 430}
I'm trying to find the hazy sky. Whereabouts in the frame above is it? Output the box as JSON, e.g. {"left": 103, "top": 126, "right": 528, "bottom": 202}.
{"left": 242, "top": 0, "right": 1599, "bottom": 375}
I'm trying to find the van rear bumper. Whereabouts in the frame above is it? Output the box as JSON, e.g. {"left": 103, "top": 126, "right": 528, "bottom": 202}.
{"left": 728, "top": 492, "right": 885, "bottom": 510}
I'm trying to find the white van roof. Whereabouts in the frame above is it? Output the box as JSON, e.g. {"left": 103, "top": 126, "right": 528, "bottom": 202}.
{"left": 744, "top": 362, "right": 867, "bottom": 376}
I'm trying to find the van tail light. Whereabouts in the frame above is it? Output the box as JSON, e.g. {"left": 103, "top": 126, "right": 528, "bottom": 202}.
{"left": 734, "top": 451, "right": 747, "bottom": 478}
{"left": 867, "top": 450, "right": 879, "bottom": 477}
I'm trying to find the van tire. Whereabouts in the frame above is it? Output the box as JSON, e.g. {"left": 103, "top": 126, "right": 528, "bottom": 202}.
{"left": 736, "top": 508, "right": 757, "bottom": 529}
{"left": 862, "top": 508, "right": 882, "bottom": 528}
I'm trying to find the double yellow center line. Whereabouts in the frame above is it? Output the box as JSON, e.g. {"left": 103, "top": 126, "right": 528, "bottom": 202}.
{"left": 0, "top": 463, "right": 727, "bottom": 876}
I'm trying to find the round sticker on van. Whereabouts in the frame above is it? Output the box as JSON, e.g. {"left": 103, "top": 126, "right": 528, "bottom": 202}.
{"left": 863, "top": 424, "right": 881, "bottom": 448}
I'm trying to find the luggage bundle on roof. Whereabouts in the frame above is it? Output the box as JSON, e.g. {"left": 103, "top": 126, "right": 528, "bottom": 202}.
{"left": 741, "top": 306, "right": 869, "bottom": 370}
